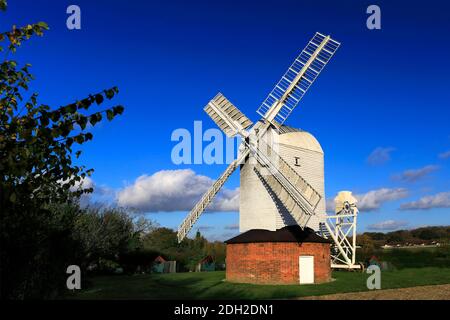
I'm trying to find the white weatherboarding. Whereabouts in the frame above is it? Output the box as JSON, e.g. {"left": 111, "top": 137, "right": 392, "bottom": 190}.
{"left": 177, "top": 32, "right": 360, "bottom": 270}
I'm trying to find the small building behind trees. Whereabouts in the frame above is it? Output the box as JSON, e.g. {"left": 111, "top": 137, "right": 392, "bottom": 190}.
{"left": 152, "top": 255, "right": 177, "bottom": 273}
{"left": 195, "top": 255, "right": 215, "bottom": 272}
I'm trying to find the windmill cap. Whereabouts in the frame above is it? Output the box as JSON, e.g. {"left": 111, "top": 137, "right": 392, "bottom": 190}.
{"left": 277, "top": 125, "right": 323, "bottom": 154}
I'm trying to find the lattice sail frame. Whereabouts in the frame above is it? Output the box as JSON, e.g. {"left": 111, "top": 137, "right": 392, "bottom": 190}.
{"left": 257, "top": 32, "right": 340, "bottom": 125}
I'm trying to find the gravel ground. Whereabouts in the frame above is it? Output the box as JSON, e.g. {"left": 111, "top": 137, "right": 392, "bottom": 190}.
{"left": 298, "top": 284, "right": 450, "bottom": 300}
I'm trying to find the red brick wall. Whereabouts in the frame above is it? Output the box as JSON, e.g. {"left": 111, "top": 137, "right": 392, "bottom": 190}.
{"left": 226, "top": 242, "right": 331, "bottom": 285}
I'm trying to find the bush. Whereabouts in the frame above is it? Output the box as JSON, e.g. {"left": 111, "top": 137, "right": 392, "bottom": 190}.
{"left": 119, "top": 249, "right": 161, "bottom": 274}
{"left": 0, "top": 203, "right": 83, "bottom": 299}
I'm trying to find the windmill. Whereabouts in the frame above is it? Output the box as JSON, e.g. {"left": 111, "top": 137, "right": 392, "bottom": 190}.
{"left": 177, "top": 32, "right": 360, "bottom": 270}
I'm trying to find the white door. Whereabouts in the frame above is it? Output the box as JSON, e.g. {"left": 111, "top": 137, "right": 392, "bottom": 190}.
{"left": 299, "top": 256, "right": 314, "bottom": 284}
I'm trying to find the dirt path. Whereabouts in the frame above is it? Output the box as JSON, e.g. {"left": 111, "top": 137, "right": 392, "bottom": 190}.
{"left": 298, "top": 284, "right": 450, "bottom": 300}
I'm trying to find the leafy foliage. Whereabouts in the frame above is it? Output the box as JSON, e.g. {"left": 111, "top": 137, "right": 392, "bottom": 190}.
{"left": 0, "top": 6, "right": 125, "bottom": 299}
{"left": 356, "top": 234, "right": 375, "bottom": 259}
{"left": 141, "top": 227, "right": 226, "bottom": 272}
{"left": 73, "top": 208, "right": 135, "bottom": 264}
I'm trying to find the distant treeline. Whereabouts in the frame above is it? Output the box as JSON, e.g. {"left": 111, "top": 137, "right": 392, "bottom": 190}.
{"left": 359, "top": 226, "right": 450, "bottom": 246}
{"left": 355, "top": 226, "right": 450, "bottom": 266}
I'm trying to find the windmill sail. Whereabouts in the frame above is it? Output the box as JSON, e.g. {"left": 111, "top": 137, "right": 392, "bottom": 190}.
{"left": 177, "top": 93, "right": 252, "bottom": 242}
{"left": 257, "top": 32, "right": 340, "bottom": 126}
{"left": 204, "top": 93, "right": 253, "bottom": 138}
{"left": 177, "top": 150, "right": 248, "bottom": 242}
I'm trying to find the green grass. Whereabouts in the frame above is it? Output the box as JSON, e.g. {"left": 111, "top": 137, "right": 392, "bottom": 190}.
{"left": 67, "top": 267, "right": 450, "bottom": 300}
{"left": 366, "top": 246, "right": 450, "bottom": 269}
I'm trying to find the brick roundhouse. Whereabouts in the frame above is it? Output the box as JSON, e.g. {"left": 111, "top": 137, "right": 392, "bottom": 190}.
{"left": 225, "top": 225, "right": 331, "bottom": 285}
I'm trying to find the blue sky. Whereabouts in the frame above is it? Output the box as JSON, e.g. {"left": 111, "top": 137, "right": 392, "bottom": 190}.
{"left": 3, "top": 0, "right": 450, "bottom": 239}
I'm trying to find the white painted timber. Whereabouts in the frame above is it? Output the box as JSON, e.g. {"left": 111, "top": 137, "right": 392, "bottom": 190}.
{"left": 299, "top": 256, "right": 315, "bottom": 284}
{"left": 240, "top": 126, "right": 326, "bottom": 232}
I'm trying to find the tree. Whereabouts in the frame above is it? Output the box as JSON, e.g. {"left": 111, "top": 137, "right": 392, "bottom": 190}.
{"left": 140, "top": 228, "right": 209, "bottom": 271}
{"left": 193, "top": 229, "right": 207, "bottom": 250}
{"left": 412, "top": 227, "right": 446, "bottom": 241}
{"left": 203, "top": 241, "right": 226, "bottom": 266}
{"left": 386, "top": 230, "right": 411, "bottom": 244}
{"left": 0, "top": 2, "right": 124, "bottom": 299}
{"left": 365, "top": 232, "right": 386, "bottom": 241}
{"left": 72, "top": 207, "right": 135, "bottom": 269}
{"left": 142, "top": 227, "right": 179, "bottom": 254}
{"left": 357, "top": 234, "right": 376, "bottom": 260}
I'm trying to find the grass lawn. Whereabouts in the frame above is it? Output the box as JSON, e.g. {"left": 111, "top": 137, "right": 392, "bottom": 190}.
{"left": 67, "top": 267, "right": 450, "bottom": 300}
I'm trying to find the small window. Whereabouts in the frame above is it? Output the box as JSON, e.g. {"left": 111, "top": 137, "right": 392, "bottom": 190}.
{"left": 294, "top": 157, "right": 301, "bottom": 167}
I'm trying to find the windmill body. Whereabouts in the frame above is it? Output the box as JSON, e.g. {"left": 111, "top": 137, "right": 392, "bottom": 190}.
{"left": 240, "top": 126, "right": 326, "bottom": 233}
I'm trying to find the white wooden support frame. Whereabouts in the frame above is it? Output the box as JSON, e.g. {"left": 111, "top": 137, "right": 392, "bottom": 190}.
{"left": 324, "top": 210, "right": 361, "bottom": 270}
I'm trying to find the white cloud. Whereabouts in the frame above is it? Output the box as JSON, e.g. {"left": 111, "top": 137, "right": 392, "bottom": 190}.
{"left": 400, "top": 191, "right": 450, "bottom": 210}
{"left": 356, "top": 188, "right": 408, "bottom": 212}
{"left": 63, "top": 175, "right": 98, "bottom": 208}
{"left": 326, "top": 198, "right": 335, "bottom": 212}
{"left": 439, "top": 150, "right": 450, "bottom": 159}
{"left": 393, "top": 165, "right": 439, "bottom": 183}
{"left": 209, "top": 188, "right": 239, "bottom": 212}
{"left": 326, "top": 188, "right": 408, "bottom": 213}
{"left": 367, "top": 147, "right": 395, "bottom": 165}
{"left": 367, "top": 220, "right": 409, "bottom": 231}
{"left": 116, "top": 169, "right": 239, "bottom": 213}
{"left": 76, "top": 176, "right": 94, "bottom": 190}
{"left": 58, "top": 175, "right": 94, "bottom": 192}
